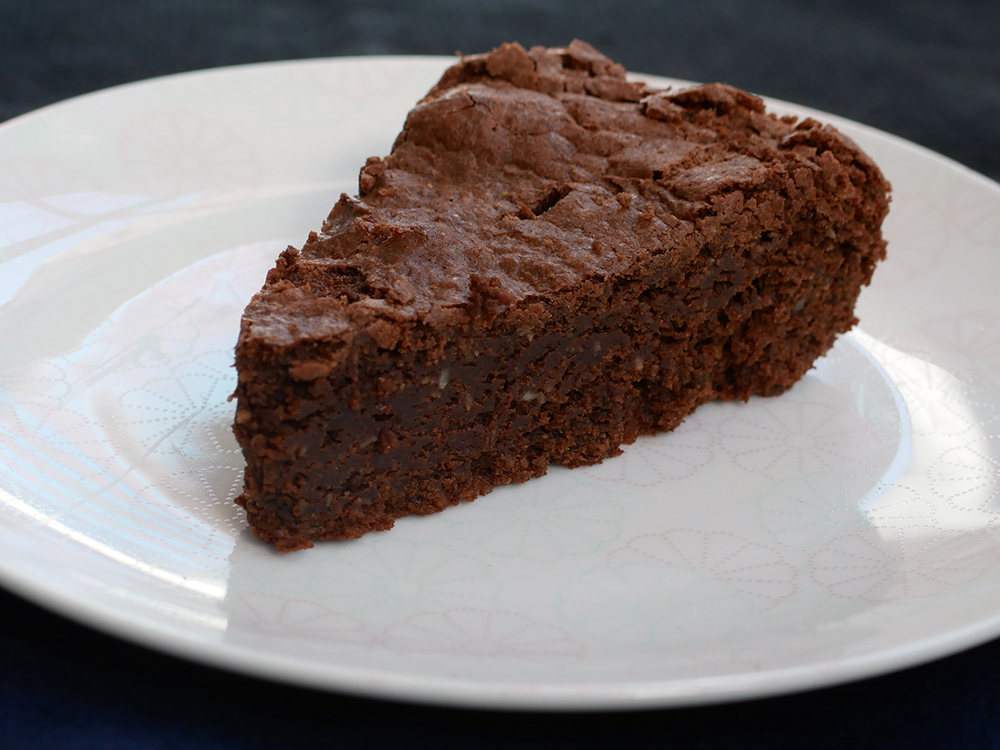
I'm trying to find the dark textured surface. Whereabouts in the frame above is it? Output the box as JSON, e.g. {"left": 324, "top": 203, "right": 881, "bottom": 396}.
{"left": 233, "top": 44, "right": 888, "bottom": 550}
{"left": 2, "top": 1, "right": 999, "bottom": 747}
{"left": 2, "top": 0, "right": 1000, "bottom": 183}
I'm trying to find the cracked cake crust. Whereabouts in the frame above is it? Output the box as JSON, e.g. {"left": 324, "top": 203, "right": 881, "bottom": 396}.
{"left": 233, "top": 41, "right": 890, "bottom": 551}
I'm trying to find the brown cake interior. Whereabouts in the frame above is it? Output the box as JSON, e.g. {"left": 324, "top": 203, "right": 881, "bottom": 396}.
{"left": 233, "top": 41, "right": 890, "bottom": 551}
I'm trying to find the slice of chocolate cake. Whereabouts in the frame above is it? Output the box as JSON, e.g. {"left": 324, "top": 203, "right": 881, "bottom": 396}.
{"left": 233, "top": 41, "right": 890, "bottom": 551}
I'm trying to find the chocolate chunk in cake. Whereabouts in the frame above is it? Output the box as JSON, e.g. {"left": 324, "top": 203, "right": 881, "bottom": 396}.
{"left": 233, "top": 41, "right": 890, "bottom": 551}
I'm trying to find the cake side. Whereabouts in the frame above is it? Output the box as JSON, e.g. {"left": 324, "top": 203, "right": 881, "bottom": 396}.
{"left": 233, "top": 41, "right": 890, "bottom": 551}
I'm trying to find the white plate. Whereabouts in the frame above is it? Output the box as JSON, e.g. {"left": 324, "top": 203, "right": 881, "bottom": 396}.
{"left": 1, "top": 56, "right": 1000, "bottom": 711}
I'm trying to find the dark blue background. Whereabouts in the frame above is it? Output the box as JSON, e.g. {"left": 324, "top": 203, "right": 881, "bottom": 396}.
{"left": 2, "top": 1, "right": 1000, "bottom": 747}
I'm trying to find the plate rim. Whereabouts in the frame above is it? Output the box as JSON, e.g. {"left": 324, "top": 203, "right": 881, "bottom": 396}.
{"left": 3, "top": 54, "right": 1000, "bottom": 711}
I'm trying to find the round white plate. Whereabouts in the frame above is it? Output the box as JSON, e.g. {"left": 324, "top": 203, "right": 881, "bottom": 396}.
{"left": 1, "top": 56, "right": 999, "bottom": 711}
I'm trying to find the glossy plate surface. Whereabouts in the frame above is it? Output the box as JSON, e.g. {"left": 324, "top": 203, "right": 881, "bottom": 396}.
{"left": 1, "top": 57, "right": 999, "bottom": 710}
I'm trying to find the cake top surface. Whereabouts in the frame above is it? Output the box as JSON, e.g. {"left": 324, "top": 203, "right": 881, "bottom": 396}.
{"left": 243, "top": 40, "right": 883, "bottom": 348}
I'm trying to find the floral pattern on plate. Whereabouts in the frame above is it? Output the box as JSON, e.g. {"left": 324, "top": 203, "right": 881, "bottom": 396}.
{"left": 2, "top": 57, "right": 1000, "bottom": 709}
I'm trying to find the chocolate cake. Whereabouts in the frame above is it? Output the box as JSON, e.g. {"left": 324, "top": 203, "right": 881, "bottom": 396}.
{"left": 233, "top": 41, "right": 890, "bottom": 551}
